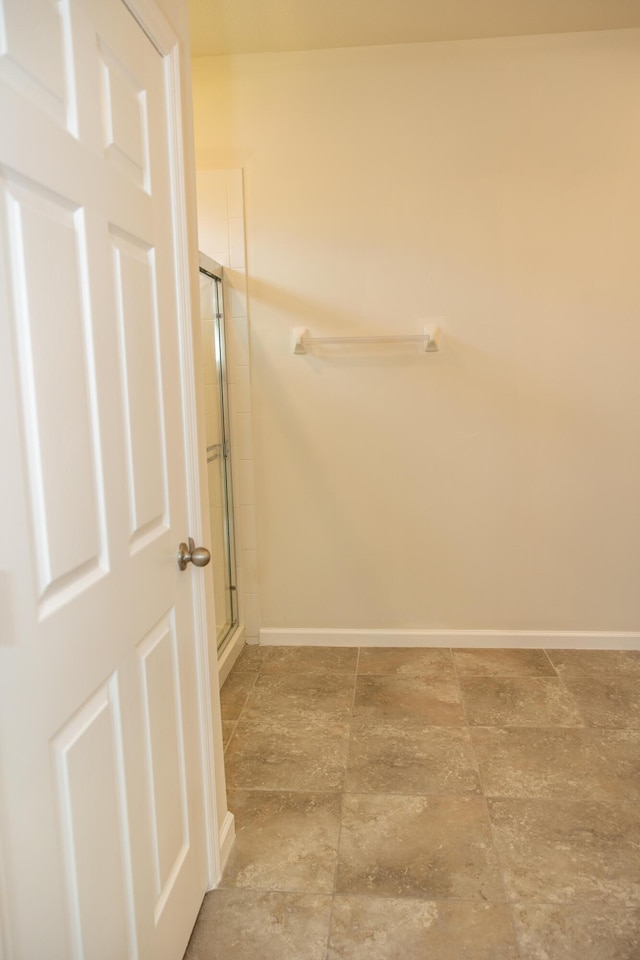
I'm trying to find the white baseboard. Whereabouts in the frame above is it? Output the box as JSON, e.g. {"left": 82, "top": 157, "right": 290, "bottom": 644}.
{"left": 259, "top": 627, "right": 640, "bottom": 650}
{"left": 218, "top": 624, "right": 246, "bottom": 687}
{"left": 218, "top": 810, "right": 235, "bottom": 875}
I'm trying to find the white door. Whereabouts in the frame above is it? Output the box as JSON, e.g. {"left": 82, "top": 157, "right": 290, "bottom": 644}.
{"left": 0, "top": 1, "right": 210, "bottom": 958}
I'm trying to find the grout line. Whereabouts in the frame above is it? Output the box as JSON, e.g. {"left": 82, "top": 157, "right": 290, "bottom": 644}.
{"left": 222, "top": 669, "right": 261, "bottom": 721}
{"left": 541, "top": 648, "right": 560, "bottom": 676}
{"left": 451, "top": 649, "right": 525, "bottom": 959}
{"left": 452, "top": 652, "right": 522, "bottom": 960}
{"left": 223, "top": 716, "right": 239, "bottom": 753}
{"left": 209, "top": 883, "right": 640, "bottom": 910}
{"left": 323, "top": 647, "right": 361, "bottom": 960}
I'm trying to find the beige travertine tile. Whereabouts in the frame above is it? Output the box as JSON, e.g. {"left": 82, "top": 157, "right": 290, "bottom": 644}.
{"left": 231, "top": 644, "right": 272, "bottom": 675}
{"left": 261, "top": 646, "right": 358, "bottom": 675}
{"left": 562, "top": 678, "right": 640, "bottom": 729}
{"left": 223, "top": 790, "right": 341, "bottom": 892}
{"left": 512, "top": 903, "right": 640, "bottom": 960}
{"left": 220, "top": 670, "right": 259, "bottom": 722}
{"left": 460, "top": 678, "right": 583, "bottom": 727}
{"left": 354, "top": 674, "right": 465, "bottom": 726}
{"left": 182, "top": 889, "right": 332, "bottom": 960}
{"left": 243, "top": 672, "right": 356, "bottom": 723}
{"left": 488, "top": 798, "right": 640, "bottom": 904}
{"left": 186, "top": 646, "right": 640, "bottom": 960}
{"left": 357, "top": 647, "right": 454, "bottom": 677}
{"left": 328, "top": 897, "right": 519, "bottom": 960}
{"left": 471, "top": 727, "right": 640, "bottom": 801}
{"left": 224, "top": 717, "right": 350, "bottom": 791}
{"left": 346, "top": 720, "right": 480, "bottom": 795}
{"left": 546, "top": 649, "right": 640, "bottom": 678}
{"left": 336, "top": 794, "right": 504, "bottom": 900}
{"left": 453, "top": 649, "right": 556, "bottom": 677}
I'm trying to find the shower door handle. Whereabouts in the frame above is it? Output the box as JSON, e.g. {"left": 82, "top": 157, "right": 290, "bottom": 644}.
{"left": 177, "top": 538, "right": 211, "bottom": 570}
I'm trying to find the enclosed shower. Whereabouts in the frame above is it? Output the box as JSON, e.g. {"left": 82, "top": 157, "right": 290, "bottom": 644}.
{"left": 199, "top": 254, "right": 238, "bottom": 655}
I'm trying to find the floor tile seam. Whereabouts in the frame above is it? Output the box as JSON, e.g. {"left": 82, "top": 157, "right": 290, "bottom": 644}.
{"left": 330, "top": 891, "right": 512, "bottom": 904}
{"left": 550, "top": 670, "right": 595, "bottom": 729}
{"left": 231, "top": 716, "right": 622, "bottom": 733}
{"left": 327, "top": 791, "right": 349, "bottom": 959}
{"left": 343, "top": 786, "right": 485, "bottom": 797}
{"left": 467, "top": 723, "right": 596, "bottom": 731}
{"left": 213, "top": 883, "right": 515, "bottom": 905}
{"left": 539, "top": 649, "right": 560, "bottom": 676}
{"left": 240, "top": 711, "right": 356, "bottom": 725}
{"left": 467, "top": 721, "right": 588, "bottom": 729}
{"left": 224, "top": 785, "right": 347, "bottom": 795}
{"left": 230, "top": 714, "right": 352, "bottom": 728}
{"left": 558, "top": 674, "right": 640, "bottom": 681}
{"left": 257, "top": 667, "right": 359, "bottom": 676}
{"left": 340, "top": 789, "right": 495, "bottom": 800}
{"left": 450, "top": 651, "right": 474, "bottom": 741}
{"left": 480, "top": 787, "right": 525, "bottom": 959}
{"left": 477, "top": 791, "right": 640, "bottom": 804}
{"left": 455, "top": 651, "right": 521, "bottom": 954}
{"left": 225, "top": 669, "right": 262, "bottom": 725}
{"left": 339, "top": 787, "right": 640, "bottom": 803}
{"left": 355, "top": 668, "right": 458, "bottom": 677}
{"left": 581, "top": 724, "right": 640, "bottom": 730}
{"left": 217, "top": 879, "right": 337, "bottom": 898}
{"left": 457, "top": 672, "right": 560, "bottom": 680}
{"left": 327, "top": 649, "right": 362, "bottom": 941}
{"left": 349, "top": 721, "right": 486, "bottom": 732}
{"left": 330, "top": 893, "right": 640, "bottom": 907}
{"left": 223, "top": 665, "right": 261, "bottom": 689}
{"left": 226, "top": 786, "right": 345, "bottom": 796}
{"left": 208, "top": 884, "right": 640, "bottom": 909}
{"left": 468, "top": 723, "right": 640, "bottom": 738}
{"left": 222, "top": 717, "right": 240, "bottom": 753}
{"left": 484, "top": 796, "right": 640, "bottom": 813}
{"left": 259, "top": 669, "right": 360, "bottom": 677}
{"left": 460, "top": 675, "right": 582, "bottom": 685}
{"left": 505, "top": 898, "right": 640, "bottom": 908}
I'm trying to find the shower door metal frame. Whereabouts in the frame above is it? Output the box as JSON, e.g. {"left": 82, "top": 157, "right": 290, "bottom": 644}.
{"left": 199, "top": 254, "right": 238, "bottom": 652}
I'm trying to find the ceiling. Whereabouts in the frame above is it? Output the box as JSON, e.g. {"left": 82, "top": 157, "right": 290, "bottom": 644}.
{"left": 188, "top": 0, "right": 640, "bottom": 57}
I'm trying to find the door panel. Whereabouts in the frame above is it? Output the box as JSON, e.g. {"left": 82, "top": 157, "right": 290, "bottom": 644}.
{"left": 138, "top": 614, "right": 189, "bottom": 908}
{"left": 0, "top": 0, "right": 69, "bottom": 127}
{"left": 52, "top": 678, "right": 134, "bottom": 960}
{"left": 0, "top": 1, "right": 208, "bottom": 958}
{"left": 111, "top": 228, "right": 169, "bottom": 546}
{"left": 98, "top": 37, "right": 149, "bottom": 190}
{"left": 3, "top": 173, "right": 106, "bottom": 612}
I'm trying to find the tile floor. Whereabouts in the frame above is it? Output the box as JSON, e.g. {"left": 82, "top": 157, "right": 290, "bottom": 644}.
{"left": 183, "top": 646, "right": 640, "bottom": 960}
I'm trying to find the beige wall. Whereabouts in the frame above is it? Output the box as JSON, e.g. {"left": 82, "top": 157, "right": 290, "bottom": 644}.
{"left": 192, "top": 29, "right": 640, "bottom": 635}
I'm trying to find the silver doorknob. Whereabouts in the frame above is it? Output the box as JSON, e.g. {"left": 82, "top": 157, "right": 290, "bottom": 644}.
{"left": 177, "top": 538, "right": 211, "bottom": 570}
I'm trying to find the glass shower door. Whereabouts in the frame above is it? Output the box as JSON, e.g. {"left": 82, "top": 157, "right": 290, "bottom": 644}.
{"left": 199, "top": 263, "right": 238, "bottom": 653}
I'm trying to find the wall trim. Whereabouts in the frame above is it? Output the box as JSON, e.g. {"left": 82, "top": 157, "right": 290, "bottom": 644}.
{"left": 259, "top": 627, "right": 640, "bottom": 650}
{"left": 218, "top": 623, "right": 246, "bottom": 687}
{"left": 216, "top": 811, "right": 236, "bottom": 883}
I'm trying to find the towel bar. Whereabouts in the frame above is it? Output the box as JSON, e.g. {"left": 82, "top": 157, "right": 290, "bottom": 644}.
{"left": 292, "top": 325, "right": 440, "bottom": 355}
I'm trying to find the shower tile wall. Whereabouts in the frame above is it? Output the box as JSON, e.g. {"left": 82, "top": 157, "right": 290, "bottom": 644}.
{"left": 197, "top": 169, "right": 261, "bottom": 642}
